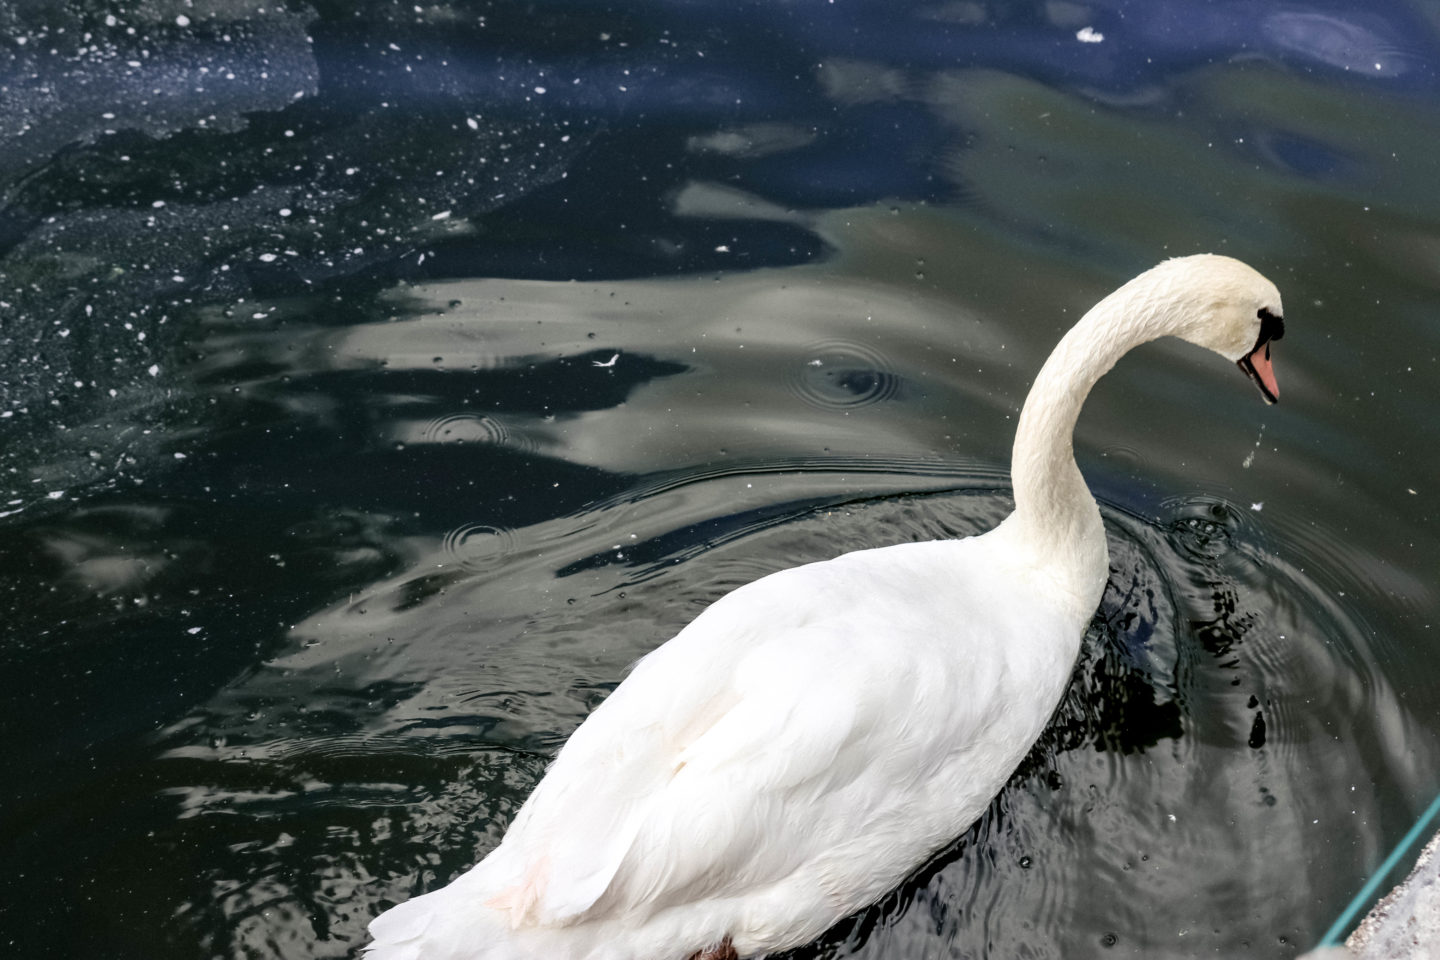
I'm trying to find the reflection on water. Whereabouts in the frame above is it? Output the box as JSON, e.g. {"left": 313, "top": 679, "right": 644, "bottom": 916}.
{"left": 130, "top": 485, "right": 1422, "bottom": 959}
{"left": 3, "top": 1, "right": 1440, "bottom": 959}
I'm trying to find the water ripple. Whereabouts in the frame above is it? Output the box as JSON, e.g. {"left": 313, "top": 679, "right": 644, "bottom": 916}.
{"left": 440, "top": 523, "right": 517, "bottom": 574}
{"left": 421, "top": 413, "right": 507, "bottom": 445}
{"left": 787, "top": 339, "right": 901, "bottom": 410}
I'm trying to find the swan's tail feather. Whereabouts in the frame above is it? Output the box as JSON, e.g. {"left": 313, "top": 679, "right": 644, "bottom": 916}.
{"left": 365, "top": 891, "right": 435, "bottom": 960}
{"left": 366, "top": 883, "right": 509, "bottom": 960}
{"left": 365, "top": 879, "right": 741, "bottom": 960}
{"left": 367, "top": 880, "right": 560, "bottom": 960}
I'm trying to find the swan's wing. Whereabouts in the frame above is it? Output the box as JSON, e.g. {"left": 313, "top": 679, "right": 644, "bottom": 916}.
{"left": 594, "top": 627, "right": 880, "bottom": 914}
{"left": 483, "top": 555, "right": 927, "bottom": 921}
{"left": 490, "top": 546, "right": 996, "bottom": 928}
{"left": 490, "top": 625, "right": 878, "bottom": 924}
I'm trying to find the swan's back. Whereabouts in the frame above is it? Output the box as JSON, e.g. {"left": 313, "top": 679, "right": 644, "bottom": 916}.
{"left": 368, "top": 530, "right": 1086, "bottom": 960}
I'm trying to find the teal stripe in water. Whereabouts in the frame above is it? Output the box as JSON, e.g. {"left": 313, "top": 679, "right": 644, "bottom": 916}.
{"left": 1317, "top": 790, "right": 1440, "bottom": 948}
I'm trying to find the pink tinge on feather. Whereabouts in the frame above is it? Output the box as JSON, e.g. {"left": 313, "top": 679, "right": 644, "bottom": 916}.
{"left": 486, "top": 856, "right": 550, "bottom": 929}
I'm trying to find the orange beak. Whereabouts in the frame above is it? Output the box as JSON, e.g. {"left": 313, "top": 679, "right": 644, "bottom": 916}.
{"left": 1238, "top": 308, "right": 1284, "bottom": 404}
{"left": 1238, "top": 340, "right": 1279, "bottom": 404}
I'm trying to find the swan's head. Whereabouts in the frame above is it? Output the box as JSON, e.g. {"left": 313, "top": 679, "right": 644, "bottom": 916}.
{"left": 1138, "top": 254, "right": 1285, "bottom": 404}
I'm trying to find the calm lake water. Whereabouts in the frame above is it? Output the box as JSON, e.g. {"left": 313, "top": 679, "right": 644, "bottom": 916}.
{"left": 3, "top": 2, "right": 1439, "bottom": 958}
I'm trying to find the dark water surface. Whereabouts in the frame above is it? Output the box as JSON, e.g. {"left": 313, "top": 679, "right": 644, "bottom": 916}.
{"left": 3, "top": 2, "right": 1440, "bottom": 958}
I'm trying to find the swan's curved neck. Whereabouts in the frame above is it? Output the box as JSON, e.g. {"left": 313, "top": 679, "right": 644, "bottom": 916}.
{"left": 1008, "top": 289, "right": 1164, "bottom": 603}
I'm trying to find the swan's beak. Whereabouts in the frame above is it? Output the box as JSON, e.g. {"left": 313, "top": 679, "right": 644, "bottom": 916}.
{"left": 1238, "top": 340, "right": 1279, "bottom": 404}
{"left": 1237, "top": 308, "right": 1283, "bottom": 405}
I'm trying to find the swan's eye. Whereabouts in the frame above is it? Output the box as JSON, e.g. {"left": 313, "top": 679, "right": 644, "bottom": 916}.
{"left": 1257, "top": 307, "right": 1285, "bottom": 343}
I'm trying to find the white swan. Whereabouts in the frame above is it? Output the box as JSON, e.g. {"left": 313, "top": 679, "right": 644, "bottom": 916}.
{"left": 367, "top": 254, "right": 1285, "bottom": 960}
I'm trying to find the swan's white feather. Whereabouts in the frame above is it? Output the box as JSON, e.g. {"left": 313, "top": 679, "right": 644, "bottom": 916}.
{"left": 368, "top": 530, "right": 1082, "bottom": 960}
